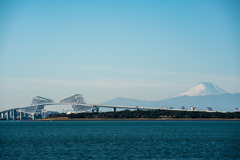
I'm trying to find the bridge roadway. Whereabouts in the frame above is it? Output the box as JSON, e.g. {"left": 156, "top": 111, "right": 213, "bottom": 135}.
{"left": 0, "top": 103, "right": 150, "bottom": 114}
{"left": 0, "top": 103, "right": 216, "bottom": 120}
{"left": 42, "top": 103, "right": 206, "bottom": 112}
{"left": 0, "top": 103, "right": 161, "bottom": 120}
{"left": 41, "top": 103, "right": 190, "bottom": 112}
{"left": 45, "top": 103, "right": 160, "bottom": 110}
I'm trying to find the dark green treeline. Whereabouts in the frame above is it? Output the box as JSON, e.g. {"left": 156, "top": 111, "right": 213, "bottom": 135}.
{"left": 49, "top": 110, "right": 240, "bottom": 119}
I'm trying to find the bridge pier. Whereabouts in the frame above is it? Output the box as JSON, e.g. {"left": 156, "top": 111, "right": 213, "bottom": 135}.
{"left": 32, "top": 114, "right": 36, "bottom": 120}
{"left": 10, "top": 110, "right": 13, "bottom": 118}
{"left": 7, "top": 111, "right": 10, "bottom": 120}
{"left": 1, "top": 112, "right": 4, "bottom": 119}
{"left": 20, "top": 112, "right": 24, "bottom": 120}
{"left": 113, "top": 108, "right": 116, "bottom": 112}
{"left": 24, "top": 113, "right": 28, "bottom": 119}
{"left": 42, "top": 111, "right": 45, "bottom": 118}
{"left": 10, "top": 110, "right": 14, "bottom": 119}
{"left": 13, "top": 110, "right": 17, "bottom": 120}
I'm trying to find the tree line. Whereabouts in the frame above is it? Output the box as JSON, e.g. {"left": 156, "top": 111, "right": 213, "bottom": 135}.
{"left": 49, "top": 109, "right": 240, "bottom": 119}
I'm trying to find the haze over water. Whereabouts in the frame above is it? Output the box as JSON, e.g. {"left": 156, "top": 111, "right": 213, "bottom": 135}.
{"left": 1, "top": 121, "right": 240, "bottom": 159}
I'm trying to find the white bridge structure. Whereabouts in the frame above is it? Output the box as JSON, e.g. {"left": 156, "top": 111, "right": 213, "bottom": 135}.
{"left": 0, "top": 94, "right": 220, "bottom": 120}
{"left": 0, "top": 94, "right": 161, "bottom": 120}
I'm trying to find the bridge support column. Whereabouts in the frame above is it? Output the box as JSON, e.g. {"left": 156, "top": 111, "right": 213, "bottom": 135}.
{"left": 10, "top": 110, "right": 14, "bottom": 118}
{"left": 1, "top": 112, "right": 4, "bottom": 119}
{"left": 113, "top": 108, "right": 116, "bottom": 112}
{"left": 32, "top": 114, "right": 36, "bottom": 120}
{"left": 24, "top": 113, "right": 28, "bottom": 119}
{"left": 7, "top": 111, "right": 10, "bottom": 120}
{"left": 42, "top": 111, "right": 45, "bottom": 118}
{"left": 13, "top": 110, "right": 17, "bottom": 120}
{"left": 20, "top": 112, "right": 24, "bottom": 120}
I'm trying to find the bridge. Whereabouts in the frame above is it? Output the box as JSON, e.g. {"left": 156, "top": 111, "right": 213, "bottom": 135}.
{"left": 0, "top": 103, "right": 161, "bottom": 121}
{"left": 0, "top": 94, "right": 217, "bottom": 120}
{"left": 0, "top": 94, "right": 164, "bottom": 120}
{"left": 0, "top": 104, "right": 158, "bottom": 121}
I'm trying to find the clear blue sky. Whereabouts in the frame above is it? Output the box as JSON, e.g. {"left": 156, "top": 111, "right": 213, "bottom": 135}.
{"left": 0, "top": 0, "right": 239, "bottom": 110}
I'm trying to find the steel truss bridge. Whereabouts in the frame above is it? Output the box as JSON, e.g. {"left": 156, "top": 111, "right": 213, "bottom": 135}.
{"left": 0, "top": 94, "right": 216, "bottom": 120}
{"left": 0, "top": 103, "right": 162, "bottom": 120}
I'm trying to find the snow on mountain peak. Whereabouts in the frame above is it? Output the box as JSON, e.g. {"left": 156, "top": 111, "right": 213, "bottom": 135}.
{"left": 176, "top": 82, "right": 228, "bottom": 97}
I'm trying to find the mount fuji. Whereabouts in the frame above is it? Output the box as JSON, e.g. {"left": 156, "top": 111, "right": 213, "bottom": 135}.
{"left": 176, "top": 82, "right": 228, "bottom": 97}
{"left": 101, "top": 82, "right": 240, "bottom": 112}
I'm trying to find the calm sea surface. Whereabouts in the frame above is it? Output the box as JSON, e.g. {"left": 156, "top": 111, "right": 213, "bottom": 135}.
{"left": 0, "top": 121, "right": 239, "bottom": 160}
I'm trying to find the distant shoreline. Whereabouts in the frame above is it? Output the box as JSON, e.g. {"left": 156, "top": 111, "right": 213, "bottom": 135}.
{"left": 36, "top": 117, "right": 240, "bottom": 121}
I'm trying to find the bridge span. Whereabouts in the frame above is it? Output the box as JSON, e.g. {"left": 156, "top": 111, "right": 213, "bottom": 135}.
{"left": 0, "top": 103, "right": 162, "bottom": 120}
{"left": 0, "top": 94, "right": 216, "bottom": 120}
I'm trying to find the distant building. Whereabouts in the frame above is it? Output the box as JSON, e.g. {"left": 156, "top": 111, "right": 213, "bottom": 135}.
{"left": 207, "top": 107, "right": 212, "bottom": 111}
{"left": 191, "top": 106, "right": 196, "bottom": 111}
{"left": 181, "top": 106, "right": 185, "bottom": 110}
{"left": 169, "top": 107, "right": 173, "bottom": 109}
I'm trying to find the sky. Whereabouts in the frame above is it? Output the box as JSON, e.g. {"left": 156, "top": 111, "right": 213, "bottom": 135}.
{"left": 0, "top": 0, "right": 240, "bottom": 111}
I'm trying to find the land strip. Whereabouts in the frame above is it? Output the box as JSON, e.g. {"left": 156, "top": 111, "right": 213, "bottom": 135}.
{"left": 37, "top": 117, "right": 240, "bottom": 121}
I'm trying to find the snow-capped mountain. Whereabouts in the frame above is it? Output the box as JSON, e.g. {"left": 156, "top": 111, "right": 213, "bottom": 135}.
{"left": 176, "top": 82, "right": 228, "bottom": 97}
{"left": 101, "top": 82, "right": 239, "bottom": 112}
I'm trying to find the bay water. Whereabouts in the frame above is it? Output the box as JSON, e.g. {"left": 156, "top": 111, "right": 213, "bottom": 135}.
{"left": 0, "top": 121, "right": 239, "bottom": 160}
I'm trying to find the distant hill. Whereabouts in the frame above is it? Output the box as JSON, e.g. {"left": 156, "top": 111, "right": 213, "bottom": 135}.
{"left": 101, "top": 93, "right": 240, "bottom": 112}
{"left": 101, "top": 82, "right": 240, "bottom": 112}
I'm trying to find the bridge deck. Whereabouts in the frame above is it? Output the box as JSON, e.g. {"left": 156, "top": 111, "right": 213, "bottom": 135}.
{"left": 1, "top": 103, "right": 221, "bottom": 113}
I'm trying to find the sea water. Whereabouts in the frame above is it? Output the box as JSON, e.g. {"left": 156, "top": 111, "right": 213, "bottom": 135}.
{"left": 0, "top": 121, "right": 239, "bottom": 160}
